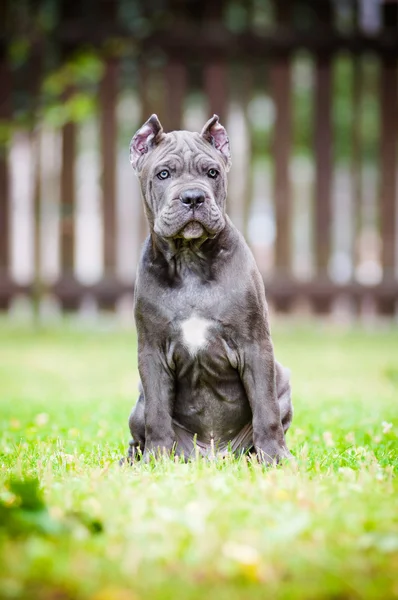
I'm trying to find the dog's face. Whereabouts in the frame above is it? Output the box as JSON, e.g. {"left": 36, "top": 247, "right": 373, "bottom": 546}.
{"left": 130, "top": 115, "right": 231, "bottom": 241}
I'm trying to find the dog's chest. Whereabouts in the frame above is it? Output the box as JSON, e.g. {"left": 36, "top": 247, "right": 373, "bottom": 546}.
{"left": 156, "top": 271, "right": 243, "bottom": 369}
{"left": 180, "top": 315, "right": 212, "bottom": 357}
{"left": 168, "top": 312, "right": 239, "bottom": 375}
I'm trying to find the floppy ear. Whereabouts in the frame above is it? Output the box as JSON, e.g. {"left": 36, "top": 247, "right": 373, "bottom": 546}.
{"left": 200, "top": 114, "right": 231, "bottom": 171}
{"left": 130, "top": 114, "right": 165, "bottom": 171}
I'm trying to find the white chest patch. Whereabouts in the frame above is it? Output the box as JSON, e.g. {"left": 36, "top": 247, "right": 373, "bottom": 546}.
{"left": 181, "top": 316, "right": 212, "bottom": 356}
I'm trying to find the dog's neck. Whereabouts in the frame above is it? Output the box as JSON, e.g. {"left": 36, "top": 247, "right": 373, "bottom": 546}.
{"left": 149, "top": 220, "right": 232, "bottom": 283}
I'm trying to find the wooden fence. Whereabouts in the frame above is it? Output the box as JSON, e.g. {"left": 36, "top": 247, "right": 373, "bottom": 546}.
{"left": 0, "top": 0, "right": 397, "bottom": 316}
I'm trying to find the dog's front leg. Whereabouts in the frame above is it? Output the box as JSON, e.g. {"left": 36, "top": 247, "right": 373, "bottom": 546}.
{"left": 138, "top": 346, "right": 175, "bottom": 461}
{"left": 241, "top": 339, "right": 292, "bottom": 464}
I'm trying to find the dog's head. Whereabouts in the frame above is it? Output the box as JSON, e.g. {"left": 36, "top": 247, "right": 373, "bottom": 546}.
{"left": 130, "top": 115, "right": 231, "bottom": 241}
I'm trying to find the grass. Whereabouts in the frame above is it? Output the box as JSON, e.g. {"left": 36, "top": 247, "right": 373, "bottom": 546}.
{"left": 0, "top": 321, "right": 397, "bottom": 600}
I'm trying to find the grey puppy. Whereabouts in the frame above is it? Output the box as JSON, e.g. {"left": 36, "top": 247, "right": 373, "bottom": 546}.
{"left": 124, "top": 114, "right": 293, "bottom": 464}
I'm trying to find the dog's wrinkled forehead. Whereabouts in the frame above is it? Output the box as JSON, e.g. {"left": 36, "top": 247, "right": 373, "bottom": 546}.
{"left": 144, "top": 131, "right": 222, "bottom": 173}
{"left": 130, "top": 114, "right": 232, "bottom": 174}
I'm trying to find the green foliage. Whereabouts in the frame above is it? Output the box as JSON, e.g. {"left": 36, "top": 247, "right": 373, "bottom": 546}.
{"left": 225, "top": 1, "right": 251, "bottom": 33}
{"left": 43, "top": 93, "right": 98, "bottom": 128}
{"left": 3, "top": 0, "right": 383, "bottom": 166}
{"left": 0, "top": 477, "right": 103, "bottom": 539}
{"left": 40, "top": 51, "right": 104, "bottom": 128}
{"left": 0, "top": 323, "right": 397, "bottom": 599}
{"left": 292, "top": 53, "right": 314, "bottom": 157}
{"left": 333, "top": 56, "right": 354, "bottom": 163}
{"left": 0, "top": 121, "right": 14, "bottom": 149}
{"left": 8, "top": 39, "right": 31, "bottom": 69}
{"left": 43, "top": 52, "right": 104, "bottom": 97}
{"left": 0, "top": 478, "right": 61, "bottom": 537}
{"left": 360, "top": 58, "right": 380, "bottom": 163}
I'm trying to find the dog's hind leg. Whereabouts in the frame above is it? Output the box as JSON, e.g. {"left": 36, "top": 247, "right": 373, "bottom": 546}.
{"left": 122, "top": 383, "right": 146, "bottom": 464}
{"left": 275, "top": 361, "right": 293, "bottom": 434}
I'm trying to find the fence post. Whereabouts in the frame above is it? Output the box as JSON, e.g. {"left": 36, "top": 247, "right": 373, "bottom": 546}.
{"left": 379, "top": 1, "right": 398, "bottom": 314}
{"left": 57, "top": 0, "right": 80, "bottom": 308}
{"left": 60, "top": 119, "right": 76, "bottom": 281}
{"left": 100, "top": 58, "right": 118, "bottom": 288}
{"left": 0, "top": 47, "right": 11, "bottom": 308}
{"left": 98, "top": 0, "right": 119, "bottom": 309}
{"left": 313, "top": 3, "right": 334, "bottom": 288}
{"left": 164, "top": 60, "right": 187, "bottom": 132}
{"left": 137, "top": 61, "right": 152, "bottom": 247}
{"left": 0, "top": 0, "right": 11, "bottom": 307}
{"left": 204, "top": 62, "right": 228, "bottom": 122}
{"left": 314, "top": 63, "right": 333, "bottom": 280}
{"left": 271, "top": 3, "right": 292, "bottom": 284}
{"left": 24, "top": 0, "right": 45, "bottom": 316}
{"left": 203, "top": 0, "right": 228, "bottom": 121}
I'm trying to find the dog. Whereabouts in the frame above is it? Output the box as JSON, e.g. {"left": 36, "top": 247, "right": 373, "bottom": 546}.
{"left": 124, "top": 114, "right": 293, "bottom": 464}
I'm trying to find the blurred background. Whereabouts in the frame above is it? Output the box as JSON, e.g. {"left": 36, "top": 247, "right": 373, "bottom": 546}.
{"left": 0, "top": 0, "right": 397, "bottom": 322}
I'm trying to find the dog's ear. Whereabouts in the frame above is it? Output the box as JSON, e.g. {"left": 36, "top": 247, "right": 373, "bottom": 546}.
{"left": 130, "top": 114, "right": 165, "bottom": 171}
{"left": 200, "top": 114, "right": 231, "bottom": 171}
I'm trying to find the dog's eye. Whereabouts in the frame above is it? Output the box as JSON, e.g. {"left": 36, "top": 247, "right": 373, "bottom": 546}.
{"left": 157, "top": 169, "right": 170, "bottom": 180}
{"left": 207, "top": 168, "right": 219, "bottom": 179}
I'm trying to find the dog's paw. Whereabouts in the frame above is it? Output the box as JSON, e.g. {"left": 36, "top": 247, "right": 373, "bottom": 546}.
{"left": 142, "top": 440, "right": 175, "bottom": 463}
{"left": 255, "top": 442, "right": 293, "bottom": 465}
{"left": 119, "top": 439, "right": 141, "bottom": 466}
{"left": 142, "top": 447, "right": 169, "bottom": 463}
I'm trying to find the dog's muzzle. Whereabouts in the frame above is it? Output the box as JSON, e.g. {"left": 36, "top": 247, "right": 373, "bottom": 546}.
{"left": 178, "top": 189, "right": 207, "bottom": 239}
{"left": 180, "top": 188, "right": 205, "bottom": 210}
{"left": 154, "top": 185, "right": 225, "bottom": 240}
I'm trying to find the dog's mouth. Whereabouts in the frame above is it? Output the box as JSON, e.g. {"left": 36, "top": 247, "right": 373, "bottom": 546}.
{"left": 154, "top": 197, "right": 226, "bottom": 240}
{"left": 179, "top": 221, "right": 205, "bottom": 240}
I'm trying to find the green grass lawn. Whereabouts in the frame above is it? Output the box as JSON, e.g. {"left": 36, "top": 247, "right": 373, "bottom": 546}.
{"left": 0, "top": 321, "right": 397, "bottom": 600}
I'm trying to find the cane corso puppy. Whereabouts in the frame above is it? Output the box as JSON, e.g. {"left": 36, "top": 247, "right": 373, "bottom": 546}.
{"left": 124, "top": 114, "right": 293, "bottom": 464}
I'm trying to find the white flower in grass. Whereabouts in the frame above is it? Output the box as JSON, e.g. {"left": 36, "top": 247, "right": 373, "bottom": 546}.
{"left": 35, "top": 413, "right": 49, "bottom": 426}
{"left": 58, "top": 452, "right": 74, "bottom": 464}
{"left": 323, "top": 431, "right": 334, "bottom": 447}
{"left": 382, "top": 421, "right": 393, "bottom": 434}
{"left": 222, "top": 542, "right": 263, "bottom": 580}
{"left": 223, "top": 542, "right": 260, "bottom": 565}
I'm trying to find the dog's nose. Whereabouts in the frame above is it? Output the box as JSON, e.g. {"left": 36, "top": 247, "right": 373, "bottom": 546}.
{"left": 180, "top": 189, "right": 205, "bottom": 209}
